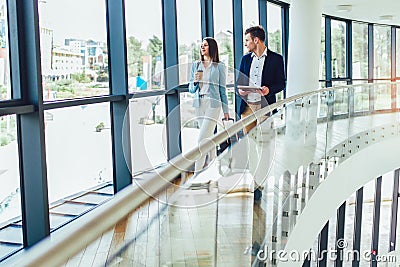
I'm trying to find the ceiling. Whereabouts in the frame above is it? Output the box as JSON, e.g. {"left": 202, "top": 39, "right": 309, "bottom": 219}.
{"left": 283, "top": 0, "right": 400, "bottom": 27}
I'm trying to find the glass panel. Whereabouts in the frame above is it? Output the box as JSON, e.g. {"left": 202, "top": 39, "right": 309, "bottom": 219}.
{"left": 213, "top": 0, "right": 234, "bottom": 84}
{"left": 320, "top": 18, "right": 325, "bottom": 81}
{"left": 242, "top": 0, "right": 258, "bottom": 30}
{"left": 374, "top": 82, "right": 391, "bottom": 110}
{"left": 176, "top": 0, "right": 201, "bottom": 85}
{"left": 38, "top": 0, "right": 109, "bottom": 101}
{"left": 331, "top": 20, "right": 346, "bottom": 79}
{"left": 318, "top": 90, "right": 328, "bottom": 118}
{"left": 179, "top": 89, "right": 236, "bottom": 161}
{"left": 0, "top": 1, "right": 11, "bottom": 101}
{"left": 213, "top": 0, "right": 235, "bottom": 114}
{"left": 397, "top": 83, "right": 400, "bottom": 109}
{"left": 45, "top": 104, "right": 113, "bottom": 202}
{"left": 359, "top": 180, "right": 375, "bottom": 266}
{"left": 327, "top": 213, "right": 337, "bottom": 266}
{"left": 343, "top": 193, "right": 356, "bottom": 267}
{"left": 128, "top": 96, "right": 167, "bottom": 173}
{"left": 0, "top": 115, "right": 20, "bottom": 224}
{"left": 378, "top": 172, "right": 393, "bottom": 254}
{"left": 374, "top": 25, "right": 391, "bottom": 79}
{"left": 180, "top": 92, "right": 199, "bottom": 155}
{"left": 353, "top": 81, "right": 369, "bottom": 112}
{"left": 333, "top": 87, "right": 349, "bottom": 115}
{"left": 397, "top": 29, "right": 400, "bottom": 78}
{"left": 267, "top": 2, "right": 282, "bottom": 54}
{"left": 125, "top": 0, "right": 164, "bottom": 91}
{"left": 352, "top": 23, "right": 368, "bottom": 80}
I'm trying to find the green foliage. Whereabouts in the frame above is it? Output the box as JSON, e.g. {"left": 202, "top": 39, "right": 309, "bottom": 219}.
{"left": 219, "top": 40, "right": 234, "bottom": 70}
{"left": 0, "top": 85, "right": 7, "bottom": 99}
{"left": 95, "top": 122, "right": 105, "bottom": 132}
{"left": 71, "top": 72, "right": 91, "bottom": 83}
{"left": 0, "top": 117, "right": 16, "bottom": 146}
{"left": 127, "top": 36, "right": 145, "bottom": 77}
{"left": 331, "top": 23, "right": 346, "bottom": 78}
{"left": 352, "top": 24, "right": 368, "bottom": 79}
{"left": 267, "top": 30, "right": 282, "bottom": 54}
{"left": 48, "top": 79, "right": 75, "bottom": 94}
{"left": 147, "top": 35, "right": 162, "bottom": 67}
{"left": 97, "top": 73, "right": 109, "bottom": 82}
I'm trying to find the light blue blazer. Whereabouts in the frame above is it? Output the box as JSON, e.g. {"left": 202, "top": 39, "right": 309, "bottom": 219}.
{"left": 188, "top": 61, "right": 229, "bottom": 114}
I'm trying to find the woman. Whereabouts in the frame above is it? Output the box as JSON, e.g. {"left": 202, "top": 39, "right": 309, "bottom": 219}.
{"left": 189, "top": 37, "right": 230, "bottom": 173}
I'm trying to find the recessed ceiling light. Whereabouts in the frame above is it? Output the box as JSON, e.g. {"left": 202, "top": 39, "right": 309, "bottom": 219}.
{"left": 379, "top": 15, "right": 393, "bottom": 22}
{"left": 336, "top": 4, "right": 352, "bottom": 12}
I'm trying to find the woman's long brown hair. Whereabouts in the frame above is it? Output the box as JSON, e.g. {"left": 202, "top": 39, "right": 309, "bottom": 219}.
{"left": 200, "top": 37, "right": 220, "bottom": 63}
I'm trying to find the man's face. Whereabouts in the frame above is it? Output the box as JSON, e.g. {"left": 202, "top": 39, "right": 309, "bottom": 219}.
{"left": 244, "top": 33, "right": 256, "bottom": 53}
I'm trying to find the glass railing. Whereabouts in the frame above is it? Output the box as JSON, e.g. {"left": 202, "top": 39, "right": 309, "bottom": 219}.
{"left": 10, "top": 82, "right": 400, "bottom": 266}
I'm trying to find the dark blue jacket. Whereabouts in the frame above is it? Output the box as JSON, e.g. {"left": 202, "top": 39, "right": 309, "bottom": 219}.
{"left": 237, "top": 49, "right": 286, "bottom": 115}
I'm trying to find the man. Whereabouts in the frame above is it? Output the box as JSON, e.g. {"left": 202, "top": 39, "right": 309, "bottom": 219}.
{"left": 237, "top": 25, "right": 286, "bottom": 134}
{"left": 237, "top": 25, "right": 286, "bottom": 201}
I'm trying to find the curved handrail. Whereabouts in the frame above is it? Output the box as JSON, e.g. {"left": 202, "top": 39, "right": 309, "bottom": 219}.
{"left": 13, "top": 81, "right": 400, "bottom": 266}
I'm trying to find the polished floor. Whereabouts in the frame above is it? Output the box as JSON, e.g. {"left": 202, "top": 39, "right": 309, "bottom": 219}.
{"left": 63, "top": 175, "right": 255, "bottom": 267}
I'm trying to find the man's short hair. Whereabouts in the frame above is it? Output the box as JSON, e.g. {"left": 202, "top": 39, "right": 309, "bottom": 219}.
{"left": 245, "top": 25, "right": 266, "bottom": 42}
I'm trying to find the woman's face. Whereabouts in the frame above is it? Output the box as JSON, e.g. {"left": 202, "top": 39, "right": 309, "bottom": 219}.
{"left": 200, "top": 40, "right": 209, "bottom": 57}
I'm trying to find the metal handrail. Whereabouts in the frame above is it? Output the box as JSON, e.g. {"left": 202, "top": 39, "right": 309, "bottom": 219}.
{"left": 13, "top": 82, "right": 400, "bottom": 266}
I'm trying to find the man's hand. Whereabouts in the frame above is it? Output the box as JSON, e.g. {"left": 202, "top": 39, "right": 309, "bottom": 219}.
{"left": 260, "top": 86, "right": 270, "bottom": 96}
{"left": 223, "top": 113, "right": 230, "bottom": 120}
{"left": 238, "top": 89, "right": 249, "bottom": 96}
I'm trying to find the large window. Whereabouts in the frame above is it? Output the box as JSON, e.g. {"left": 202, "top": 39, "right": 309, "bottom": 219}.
{"left": 352, "top": 22, "right": 368, "bottom": 80}
{"left": 320, "top": 18, "right": 325, "bottom": 81}
{"left": 267, "top": 2, "right": 282, "bottom": 55}
{"left": 125, "top": 0, "right": 164, "bottom": 92}
{"left": 176, "top": 0, "right": 201, "bottom": 85}
{"left": 242, "top": 0, "right": 258, "bottom": 59}
{"left": 213, "top": 0, "right": 234, "bottom": 84}
{"left": 38, "top": 0, "right": 109, "bottom": 101}
{"left": 242, "top": 0, "right": 258, "bottom": 31}
{"left": 0, "top": 0, "right": 11, "bottom": 101}
{"left": 45, "top": 104, "right": 112, "bottom": 202}
{"left": 374, "top": 25, "right": 391, "bottom": 79}
{"left": 397, "top": 28, "right": 400, "bottom": 79}
{"left": 0, "top": 115, "right": 20, "bottom": 224}
{"left": 331, "top": 20, "right": 346, "bottom": 79}
{"left": 129, "top": 97, "right": 167, "bottom": 173}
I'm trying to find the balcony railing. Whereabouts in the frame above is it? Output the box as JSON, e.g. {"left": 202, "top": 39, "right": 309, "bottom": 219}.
{"left": 10, "top": 82, "right": 400, "bottom": 266}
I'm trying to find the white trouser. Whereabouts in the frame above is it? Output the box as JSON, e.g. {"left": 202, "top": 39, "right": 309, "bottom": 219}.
{"left": 195, "top": 97, "right": 221, "bottom": 173}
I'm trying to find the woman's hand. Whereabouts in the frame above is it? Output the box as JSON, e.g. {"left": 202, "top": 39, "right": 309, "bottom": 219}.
{"left": 194, "top": 73, "right": 200, "bottom": 83}
{"left": 223, "top": 113, "right": 230, "bottom": 120}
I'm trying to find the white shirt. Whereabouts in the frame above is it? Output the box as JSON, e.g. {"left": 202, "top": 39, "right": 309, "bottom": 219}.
{"left": 247, "top": 48, "right": 268, "bottom": 103}
{"left": 198, "top": 62, "right": 211, "bottom": 96}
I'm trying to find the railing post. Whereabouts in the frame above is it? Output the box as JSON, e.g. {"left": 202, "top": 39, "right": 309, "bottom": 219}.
{"left": 389, "top": 169, "right": 400, "bottom": 252}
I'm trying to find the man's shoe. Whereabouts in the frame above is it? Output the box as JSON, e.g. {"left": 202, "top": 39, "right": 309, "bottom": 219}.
{"left": 254, "top": 188, "right": 262, "bottom": 201}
